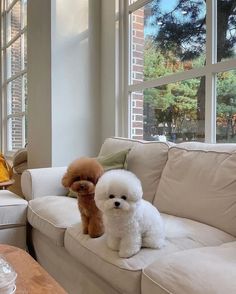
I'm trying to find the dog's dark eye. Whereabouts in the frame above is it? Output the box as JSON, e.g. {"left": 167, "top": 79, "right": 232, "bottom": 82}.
{"left": 109, "top": 194, "right": 115, "bottom": 199}
{"left": 75, "top": 176, "right": 80, "bottom": 181}
{"left": 87, "top": 177, "right": 93, "bottom": 182}
{"left": 121, "top": 195, "right": 127, "bottom": 200}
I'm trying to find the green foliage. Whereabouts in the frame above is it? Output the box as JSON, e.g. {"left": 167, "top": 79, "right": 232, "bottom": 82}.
{"left": 143, "top": 40, "right": 200, "bottom": 136}
{"left": 150, "top": 0, "right": 207, "bottom": 61}
{"left": 142, "top": 0, "right": 236, "bottom": 141}
{"left": 216, "top": 71, "right": 236, "bottom": 142}
{"left": 217, "top": 71, "right": 236, "bottom": 104}
{"left": 144, "top": 40, "right": 172, "bottom": 80}
{"left": 150, "top": 0, "right": 236, "bottom": 62}
{"left": 143, "top": 41, "right": 236, "bottom": 141}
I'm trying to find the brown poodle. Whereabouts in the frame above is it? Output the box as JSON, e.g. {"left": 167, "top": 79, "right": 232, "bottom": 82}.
{"left": 62, "top": 157, "right": 104, "bottom": 238}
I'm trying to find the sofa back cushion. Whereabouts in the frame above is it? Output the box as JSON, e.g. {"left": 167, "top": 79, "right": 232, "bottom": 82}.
{"left": 99, "top": 137, "right": 171, "bottom": 203}
{"left": 154, "top": 142, "right": 236, "bottom": 236}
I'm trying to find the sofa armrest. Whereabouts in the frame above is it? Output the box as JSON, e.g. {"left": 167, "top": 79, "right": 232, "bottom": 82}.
{"left": 21, "top": 167, "right": 68, "bottom": 201}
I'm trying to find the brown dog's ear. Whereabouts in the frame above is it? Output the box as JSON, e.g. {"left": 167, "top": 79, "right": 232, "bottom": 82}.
{"left": 61, "top": 173, "right": 72, "bottom": 188}
{"left": 94, "top": 165, "right": 104, "bottom": 184}
{"left": 98, "top": 168, "right": 104, "bottom": 180}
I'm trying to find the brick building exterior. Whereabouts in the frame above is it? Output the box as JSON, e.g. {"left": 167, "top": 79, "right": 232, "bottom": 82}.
{"left": 130, "top": 8, "right": 144, "bottom": 140}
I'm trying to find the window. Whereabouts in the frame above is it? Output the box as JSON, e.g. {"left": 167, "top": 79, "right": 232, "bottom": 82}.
{"left": 1, "top": 0, "right": 27, "bottom": 154}
{"left": 121, "top": 0, "right": 236, "bottom": 143}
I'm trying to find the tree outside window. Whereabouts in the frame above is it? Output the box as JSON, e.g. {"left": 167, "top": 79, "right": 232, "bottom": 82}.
{"left": 128, "top": 0, "right": 236, "bottom": 143}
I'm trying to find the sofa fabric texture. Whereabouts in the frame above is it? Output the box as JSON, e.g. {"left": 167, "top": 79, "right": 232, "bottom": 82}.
{"left": 0, "top": 190, "right": 27, "bottom": 249}
{"left": 32, "top": 229, "right": 120, "bottom": 294}
{"left": 0, "top": 227, "right": 26, "bottom": 249}
{"left": 12, "top": 148, "right": 27, "bottom": 174}
{"left": 0, "top": 190, "right": 27, "bottom": 227}
{"left": 142, "top": 241, "right": 236, "bottom": 294}
{"left": 21, "top": 166, "right": 67, "bottom": 201}
{"left": 154, "top": 142, "right": 236, "bottom": 236}
{"left": 27, "top": 196, "right": 80, "bottom": 246}
{"left": 22, "top": 137, "right": 236, "bottom": 294}
{"left": 64, "top": 213, "right": 234, "bottom": 294}
{"left": 99, "top": 138, "right": 171, "bottom": 203}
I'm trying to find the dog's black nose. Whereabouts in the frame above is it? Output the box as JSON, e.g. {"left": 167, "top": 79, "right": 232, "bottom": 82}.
{"left": 114, "top": 201, "right": 120, "bottom": 207}
{"left": 80, "top": 184, "right": 86, "bottom": 190}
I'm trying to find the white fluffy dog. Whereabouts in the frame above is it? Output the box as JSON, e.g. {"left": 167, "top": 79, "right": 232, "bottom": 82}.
{"left": 95, "top": 169, "right": 165, "bottom": 258}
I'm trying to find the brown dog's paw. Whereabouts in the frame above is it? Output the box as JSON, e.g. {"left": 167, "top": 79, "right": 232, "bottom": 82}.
{"left": 83, "top": 227, "right": 88, "bottom": 234}
{"left": 89, "top": 230, "right": 104, "bottom": 238}
{"left": 88, "top": 220, "right": 104, "bottom": 238}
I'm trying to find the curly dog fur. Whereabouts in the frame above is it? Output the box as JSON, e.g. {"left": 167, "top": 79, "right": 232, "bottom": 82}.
{"left": 62, "top": 157, "right": 104, "bottom": 238}
{"left": 95, "top": 169, "right": 165, "bottom": 257}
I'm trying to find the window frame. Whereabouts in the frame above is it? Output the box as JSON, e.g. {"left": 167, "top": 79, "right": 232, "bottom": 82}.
{"left": 119, "top": 0, "right": 236, "bottom": 143}
{"left": 1, "top": 0, "right": 27, "bottom": 156}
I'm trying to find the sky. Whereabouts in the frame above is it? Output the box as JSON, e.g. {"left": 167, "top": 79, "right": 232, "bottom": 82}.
{"left": 144, "top": 0, "right": 206, "bottom": 37}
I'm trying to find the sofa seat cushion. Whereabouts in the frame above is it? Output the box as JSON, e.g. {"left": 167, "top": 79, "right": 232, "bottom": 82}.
{"left": 142, "top": 241, "right": 236, "bottom": 294}
{"left": 28, "top": 196, "right": 80, "bottom": 246}
{"left": 64, "top": 213, "right": 234, "bottom": 294}
{"left": 0, "top": 190, "right": 28, "bottom": 228}
{"left": 99, "top": 137, "right": 172, "bottom": 203}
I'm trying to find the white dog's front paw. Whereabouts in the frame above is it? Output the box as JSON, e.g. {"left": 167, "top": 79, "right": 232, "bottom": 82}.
{"left": 155, "top": 238, "right": 166, "bottom": 249}
{"left": 119, "top": 247, "right": 140, "bottom": 258}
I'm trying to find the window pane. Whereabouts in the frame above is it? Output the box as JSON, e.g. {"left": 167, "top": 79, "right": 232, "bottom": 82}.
{"left": 24, "top": 114, "right": 27, "bottom": 146}
{"left": 217, "top": 0, "right": 236, "bottom": 62}
{"left": 129, "top": 0, "right": 206, "bottom": 85}
{"left": 216, "top": 70, "right": 236, "bottom": 143}
{"left": 22, "top": 0, "right": 27, "bottom": 29}
{"left": 7, "top": 116, "right": 23, "bottom": 151}
{"left": 130, "top": 77, "right": 205, "bottom": 142}
{"left": 7, "top": 76, "right": 22, "bottom": 115}
{"left": 7, "top": 0, "right": 15, "bottom": 8}
{"left": 129, "top": 0, "right": 138, "bottom": 4}
{"left": 23, "top": 32, "right": 27, "bottom": 69}
{"left": 2, "top": 0, "right": 27, "bottom": 152}
{"left": 23, "top": 73, "right": 27, "bottom": 112}
{"left": 23, "top": 73, "right": 27, "bottom": 144}
{"left": 1, "top": 16, "right": 5, "bottom": 46}
{"left": 6, "top": 1, "right": 21, "bottom": 43}
{"left": 1, "top": 0, "right": 5, "bottom": 11}
{"left": 6, "top": 36, "right": 22, "bottom": 78}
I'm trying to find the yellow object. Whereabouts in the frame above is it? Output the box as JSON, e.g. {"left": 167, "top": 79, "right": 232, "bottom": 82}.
{"left": 0, "top": 154, "right": 13, "bottom": 183}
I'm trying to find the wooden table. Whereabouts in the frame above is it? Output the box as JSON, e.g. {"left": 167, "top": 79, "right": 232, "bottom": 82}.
{"left": 0, "top": 179, "right": 15, "bottom": 189}
{"left": 0, "top": 245, "right": 67, "bottom": 294}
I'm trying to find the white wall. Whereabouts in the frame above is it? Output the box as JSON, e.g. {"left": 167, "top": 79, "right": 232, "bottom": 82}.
{"left": 101, "top": 0, "right": 117, "bottom": 142}
{"left": 27, "top": 0, "right": 52, "bottom": 168}
{"left": 28, "top": 0, "right": 101, "bottom": 168}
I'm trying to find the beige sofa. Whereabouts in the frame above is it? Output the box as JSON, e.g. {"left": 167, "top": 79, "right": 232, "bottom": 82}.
{"left": 0, "top": 190, "right": 28, "bottom": 249}
{"left": 21, "top": 137, "right": 236, "bottom": 294}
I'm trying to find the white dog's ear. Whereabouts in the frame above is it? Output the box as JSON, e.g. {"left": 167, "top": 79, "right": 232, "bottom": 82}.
{"left": 94, "top": 182, "right": 106, "bottom": 211}
{"left": 122, "top": 171, "right": 143, "bottom": 201}
{"left": 132, "top": 182, "right": 143, "bottom": 201}
{"left": 94, "top": 178, "right": 106, "bottom": 199}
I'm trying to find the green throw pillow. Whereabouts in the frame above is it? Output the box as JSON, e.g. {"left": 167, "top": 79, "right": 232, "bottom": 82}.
{"left": 67, "top": 148, "right": 130, "bottom": 198}
{"left": 68, "top": 189, "right": 78, "bottom": 198}
{"left": 97, "top": 148, "right": 130, "bottom": 171}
